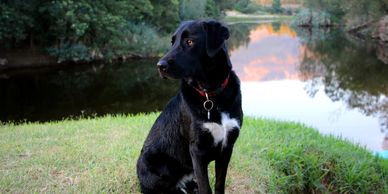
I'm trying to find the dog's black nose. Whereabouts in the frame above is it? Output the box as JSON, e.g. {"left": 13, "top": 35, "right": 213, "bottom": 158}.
{"left": 157, "top": 60, "right": 168, "bottom": 71}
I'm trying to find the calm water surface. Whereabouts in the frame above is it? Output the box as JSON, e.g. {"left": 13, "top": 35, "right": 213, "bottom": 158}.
{"left": 0, "top": 60, "right": 179, "bottom": 121}
{"left": 1, "top": 22, "right": 387, "bottom": 151}
{"left": 228, "top": 22, "right": 388, "bottom": 152}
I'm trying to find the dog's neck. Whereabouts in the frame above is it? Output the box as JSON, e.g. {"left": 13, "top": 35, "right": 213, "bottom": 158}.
{"left": 190, "top": 74, "right": 230, "bottom": 97}
{"left": 183, "top": 48, "right": 232, "bottom": 97}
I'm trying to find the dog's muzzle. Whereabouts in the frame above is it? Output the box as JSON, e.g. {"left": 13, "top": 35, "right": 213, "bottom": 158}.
{"left": 157, "top": 60, "right": 169, "bottom": 79}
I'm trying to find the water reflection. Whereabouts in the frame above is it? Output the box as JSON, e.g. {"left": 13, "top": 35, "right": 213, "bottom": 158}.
{"left": 298, "top": 29, "right": 388, "bottom": 130}
{"left": 227, "top": 22, "right": 388, "bottom": 151}
{"left": 229, "top": 23, "right": 301, "bottom": 81}
{"left": 0, "top": 60, "right": 179, "bottom": 122}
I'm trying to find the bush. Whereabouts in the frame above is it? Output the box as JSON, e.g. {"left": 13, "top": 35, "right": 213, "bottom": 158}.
{"left": 47, "top": 43, "right": 90, "bottom": 63}
{"left": 124, "top": 22, "right": 169, "bottom": 57}
{"left": 233, "top": 0, "right": 262, "bottom": 14}
{"left": 0, "top": 2, "right": 34, "bottom": 47}
{"left": 179, "top": 0, "right": 207, "bottom": 20}
{"left": 205, "top": 0, "right": 221, "bottom": 18}
{"left": 47, "top": 22, "right": 169, "bottom": 62}
{"left": 292, "top": 9, "right": 334, "bottom": 27}
{"left": 271, "top": 0, "right": 283, "bottom": 14}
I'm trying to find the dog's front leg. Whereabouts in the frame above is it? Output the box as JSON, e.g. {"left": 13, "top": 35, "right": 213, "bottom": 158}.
{"left": 214, "top": 146, "right": 233, "bottom": 194}
{"left": 190, "top": 145, "right": 212, "bottom": 194}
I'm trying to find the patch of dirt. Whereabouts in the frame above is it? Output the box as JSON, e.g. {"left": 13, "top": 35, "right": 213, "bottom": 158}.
{"left": 227, "top": 172, "right": 261, "bottom": 194}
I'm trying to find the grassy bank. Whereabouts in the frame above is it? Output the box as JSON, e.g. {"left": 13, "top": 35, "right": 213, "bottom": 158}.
{"left": 1, "top": 114, "right": 387, "bottom": 193}
{"left": 224, "top": 13, "right": 293, "bottom": 24}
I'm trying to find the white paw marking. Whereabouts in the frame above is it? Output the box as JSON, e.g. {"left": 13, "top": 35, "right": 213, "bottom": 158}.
{"left": 176, "top": 173, "right": 193, "bottom": 192}
{"left": 202, "top": 113, "right": 240, "bottom": 146}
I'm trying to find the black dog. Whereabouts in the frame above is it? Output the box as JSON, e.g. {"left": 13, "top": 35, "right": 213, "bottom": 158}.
{"left": 136, "top": 20, "right": 243, "bottom": 194}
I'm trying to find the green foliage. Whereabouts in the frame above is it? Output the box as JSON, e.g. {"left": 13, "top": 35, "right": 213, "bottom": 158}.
{"left": 299, "top": 0, "right": 387, "bottom": 28}
{"left": 214, "top": 0, "right": 238, "bottom": 11}
{"left": 292, "top": 9, "right": 333, "bottom": 27}
{"left": 47, "top": 43, "right": 90, "bottom": 62}
{"left": 123, "top": 22, "right": 170, "bottom": 56}
{"left": 0, "top": 0, "right": 235, "bottom": 62}
{"left": 38, "top": 0, "right": 167, "bottom": 61}
{"left": 303, "top": 0, "right": 344, "bottom": 21}
{"left": 0, "top": 1, "right": 37, "bottom": 47}
{"left": 271, "top": 0, "right": 283, "bottom": 14}
{"left": 179, "top": 0, "right": 226, "bottom": 20}
{"left": 233, "top": 0, "right": 262, "bottom": 14}
{"left": 205, "top": 0, "right": 221, "bottom": 18}
{"left": 179, "top": 0, "right": 207, "bottom": 20}
{"left": 148, "top": 0, "right": 180, "bottom": 32}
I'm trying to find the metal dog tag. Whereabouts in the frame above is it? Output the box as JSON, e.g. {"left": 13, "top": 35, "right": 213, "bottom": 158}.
{"left": 203, "top": 93, "right": 214, "bottom": 120}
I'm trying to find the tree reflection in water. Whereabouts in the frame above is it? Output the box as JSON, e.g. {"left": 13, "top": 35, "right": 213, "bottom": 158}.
{"left": 0, "top": 59, "right": 179, "bottom": 122}
{"left": 297, "top": 27, "right": 388, "bottom": 134}
{"left": 226, "top": 23, "right": 256, "bottom": 52}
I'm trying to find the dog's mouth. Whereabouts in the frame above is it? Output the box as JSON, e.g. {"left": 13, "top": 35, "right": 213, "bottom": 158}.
{"left": 158, "top": 68, "right": 177, "bottom": 80}
{"left": 158, "top": 70, "right": 168, "bottom": 79}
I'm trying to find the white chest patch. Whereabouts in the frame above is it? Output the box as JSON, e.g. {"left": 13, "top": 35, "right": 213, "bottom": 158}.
{"left": 202, "top": 113, "right": 240, "bottom": 146}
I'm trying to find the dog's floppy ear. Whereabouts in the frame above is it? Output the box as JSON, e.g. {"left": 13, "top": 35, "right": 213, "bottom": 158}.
{"left": 203, "top": 20, "right": 230, "bottom": 58}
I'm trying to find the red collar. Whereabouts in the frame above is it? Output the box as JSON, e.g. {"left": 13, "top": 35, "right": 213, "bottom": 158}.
{"left": 192, "top": 75, "right": 230, "bottom": 97}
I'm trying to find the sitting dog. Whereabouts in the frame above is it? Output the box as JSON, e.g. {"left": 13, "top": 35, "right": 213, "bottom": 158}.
{"left": 136, "top": 20, "right": 243, "bottom": 194}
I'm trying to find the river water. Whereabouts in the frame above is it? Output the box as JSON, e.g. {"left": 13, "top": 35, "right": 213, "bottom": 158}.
{"left": 229, "top": 22, "right": 388, "bottom": 152}
{"left": 0, "top": 22, "right": 387, "bottom": 152}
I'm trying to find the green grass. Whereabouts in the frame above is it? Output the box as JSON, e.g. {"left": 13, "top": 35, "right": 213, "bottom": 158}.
{"left": 223, "top": 14, "right": 294, "bottom": 24}
{"left": 1, "top": 114, "right": 387, "bottom": 193}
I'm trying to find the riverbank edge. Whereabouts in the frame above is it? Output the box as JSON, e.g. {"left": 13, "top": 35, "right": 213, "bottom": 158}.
{"left": 223, "top": 13, "right": 293, "bottom": 24}
{"left": 0, "top": 48, "right": 148, "bottom": 72}
{"left": 1, "top": 114, "right": 387, "bottom": 193}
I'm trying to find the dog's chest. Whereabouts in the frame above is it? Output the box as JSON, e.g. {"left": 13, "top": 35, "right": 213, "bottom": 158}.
{"left": 202, "top": 113, "right": 240, "bottom": 147}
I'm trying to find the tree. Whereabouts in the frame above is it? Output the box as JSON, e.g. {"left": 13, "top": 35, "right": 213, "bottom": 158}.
{"left": 148, "top": 0, "right": 180, "bottom": 32}
{"left": 205, "top": 0, "right": 221, "bottom": 18}
{"left": 272, "top": 0, "right": 283, "bottom": 14}
{"left": 179, "top": 0, "right": 207, "bottom": 20}
{"left": 0, "top": 0, "right": 235, "bottom": 62}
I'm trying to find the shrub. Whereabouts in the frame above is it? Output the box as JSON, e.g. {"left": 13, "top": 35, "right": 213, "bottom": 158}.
{"left": 271, "top": 0, "right": 283, "bottom": 14}
{"left": 292, "top": 9, "right": 334, "bottom": 27}
{"left": 233, "top": 0, "right": 262, "bottom": 14}
{"left": 47, "top": 43, "right": 90, "bottom": 63}
{"left": 124, "top": 22, "right": 169, "bottom": 57}
{"left": 47, "top": 22, "right": 169, "bottom": 62}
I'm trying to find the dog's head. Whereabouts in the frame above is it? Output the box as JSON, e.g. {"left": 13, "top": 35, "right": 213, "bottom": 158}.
{"left": 157, "top": 20, "right": 231, "bottom": 80}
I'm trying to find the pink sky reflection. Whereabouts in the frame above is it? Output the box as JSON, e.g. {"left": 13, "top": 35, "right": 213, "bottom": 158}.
{"left": 231, "top": 23, "right": 304, "bottom": 81}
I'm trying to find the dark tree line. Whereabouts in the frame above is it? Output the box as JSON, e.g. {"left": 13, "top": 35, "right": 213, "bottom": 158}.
{"left": 0, "top": 0, "right": 237, "bottom": 62}
{"left": 294, "top": 0, "right": 387, "bottom": 27}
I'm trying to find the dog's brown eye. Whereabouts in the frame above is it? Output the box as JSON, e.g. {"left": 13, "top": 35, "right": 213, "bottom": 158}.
{"left": 185, "top": 39, "right": 193, "bottom": 47}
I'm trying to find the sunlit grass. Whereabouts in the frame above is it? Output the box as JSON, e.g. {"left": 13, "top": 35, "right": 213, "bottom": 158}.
{"left": 1, "top": 114, "right": 387, "bottom": 193}
{"left": 224, "top": 14, "right": 294, "bottom": 24}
